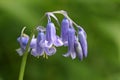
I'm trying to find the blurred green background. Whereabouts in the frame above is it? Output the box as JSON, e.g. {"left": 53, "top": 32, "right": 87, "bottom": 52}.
{"left": 0, "top": 0, "right": 120, "bottom": 80}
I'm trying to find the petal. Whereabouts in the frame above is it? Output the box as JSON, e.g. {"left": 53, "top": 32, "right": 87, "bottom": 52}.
{"left": 37, "top": 48, "right": 44, "bottom": 56}
{"left": 44, "top": 47, "right": 56, "bottom": 56}
{"left": 31, "top": 48, "right": 44, "bottom": 57}
{"left": 61, "top": 18, "right": 69, "bottom": 43}
{"left": 78, "top": 28, "right": 87, "bottom": 57}
{"left": 16, "top": 48, "right": 23, "bottom": 56}
{"left": 16, "top": 48, "right": 30, "bottom": 56}
{"left": 68, "top": 28, "right": 75, "bottom": 53}
{"left": 37, "top": 32, "right": 45, "bottom": 42}
{"left": 17, "top": 36, "right": 29, "bottom": 46}
{"left": 44, "top": 40, "right": 53, "bottom": 48}
{"left": 63, "top": 51, "right": 76, "bottom": 59}
{"left": 46, "top": 22, "right": 56, "bottom": 43}
{"left": 54, "top": 36, "right": 63, "bottom": 47}
{"left": 31, "top": 48, "right": 37, "bottom": 56}
{"left": 74, "top": 38, "right": 83, "bottom": 60}
{"left": 63, "top": 52, "right": 70, "bottom": 57}
{"left": 37, "top": 32, "right": 46, "bottom": 48}
{"left": 39, "top": 40, "right": 46, "bottom": 48}
{"left": 78, "top": 26, "right": 87, "bottom": 38}
{"left": 63, "top": 41, "right": 68, "bottom": 46}
{"left": 63, "top": 28, "right": 76, "bottom": 59}
{"left": 17, "top": 36, "right": 29, "bottom": 51}
{"left": 30, "top": 38, "right": 36, "bottom": 48}
{"left": 36, "top": 32, "right": 45, "bottom": 56}
{"left": 70, "top": 52, "right": 76, "bottom": 59}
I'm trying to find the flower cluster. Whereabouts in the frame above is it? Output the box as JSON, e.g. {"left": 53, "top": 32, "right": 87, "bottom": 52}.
{"left": 16, "top": 10, "right": 88, "bottom": 60}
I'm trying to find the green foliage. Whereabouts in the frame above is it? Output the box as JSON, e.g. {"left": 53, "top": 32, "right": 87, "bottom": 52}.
{"left": 0, "top": 0, "right": 120, "bottom": 80}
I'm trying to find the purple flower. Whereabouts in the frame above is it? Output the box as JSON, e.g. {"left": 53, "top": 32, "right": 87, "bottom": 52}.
{"left": 16, "top": 10, "right": 88, "bottom": 61}
{"left": 16, "top": 35, "right": 36, "bottom": 56}
{"left": 31, "top": 27, "right": 56, "bottom": 57}
{"left": 46, "top": 22, "right": 63, "bottom": 47}
{"left": 61, "top": 18, "right": 69, "bottom": 46}
{"left": 63, "top": 27, "right": 76, "bottom": 59}
{"left": 62, "top": 26, "right": 86, "bottom": 60}
{"left": 74, "top": 37, "right": 83, "bottom": 60}
{"left": 78, "top": 27, "right": 87, "bottom": 57}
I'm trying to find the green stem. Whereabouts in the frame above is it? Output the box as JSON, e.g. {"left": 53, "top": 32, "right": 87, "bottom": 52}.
{"left": 18, "top": 29, "right": 35, "bottom": 80}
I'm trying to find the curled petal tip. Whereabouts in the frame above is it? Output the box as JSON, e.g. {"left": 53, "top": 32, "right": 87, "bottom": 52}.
{"left": 71, "top": 52, "right": 76, "bottom": 59}
{"left": 31, "top": 49, "right": 37, "bottom": 57}
{"left": 45, "top": 47, "right": 56, "bottom": 56}
{"left": 74, "top": 39, "right": 83, "bottom": 60}
{"left": 54, "top": 36, "right": 63, "bottom": 47}
{"left": 16, "top": 48, "right": 23, "bottom": 56}
{"left": 63, "top": 53, "right": 70, "bottom": 57}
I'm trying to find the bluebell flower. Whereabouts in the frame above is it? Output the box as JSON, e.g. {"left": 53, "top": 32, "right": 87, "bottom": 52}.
{"left": 78, "top": 27, "right": 87, "bottom": 57}
{"left": 63, "top": 27, "right": 77, "bottom": 59}
{"left": 16, "top": 34, "right": 36, "bottom": 56}
{"left": 74, "top": 37, "right": 83, "bottom": 60}
{"left": 46, "top": 22, "right": 63, "bottom": 47}
{"left": 16, "top": 10, "right": 88, "bottom": 61}
{"left": 31, "top": 27, "right": 56, "bottom": 57}
{"left": 61, "top": 18, "right": 69, "bottom": 46}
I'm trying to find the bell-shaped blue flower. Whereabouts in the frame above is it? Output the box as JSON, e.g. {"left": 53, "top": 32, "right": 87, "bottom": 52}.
{"left": 78, "top": 27, "right": 87, "bottom": 57}
{"left": 31, "top": 31, "right": 45, "bottom": 56}
{"left": 46, "top": 22, "right": 63, "bottom": 47}
{"left": 61, "top": 18, "right": 69, "bottom": 46}
{"left": 16, "top": 34, "right": 36, "bottom": 56}
{"left": 63, "top": 27, "right": 76, "bottom": 59}
{"left": 74, "top": 37, "right": 83, "bottom": 60}
{"left": 31, "top": 27, "right": 56, "bottom": 57}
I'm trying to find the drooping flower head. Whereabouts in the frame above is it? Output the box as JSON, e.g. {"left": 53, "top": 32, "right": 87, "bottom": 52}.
{"left": 63, "top": 28, "right": 85, "bottom": 60}
{"left": 62, "top": 19, "right": 87, "bottom": 60}
{"left": 16, "top": 10, "right": 88, "bottom": 61}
